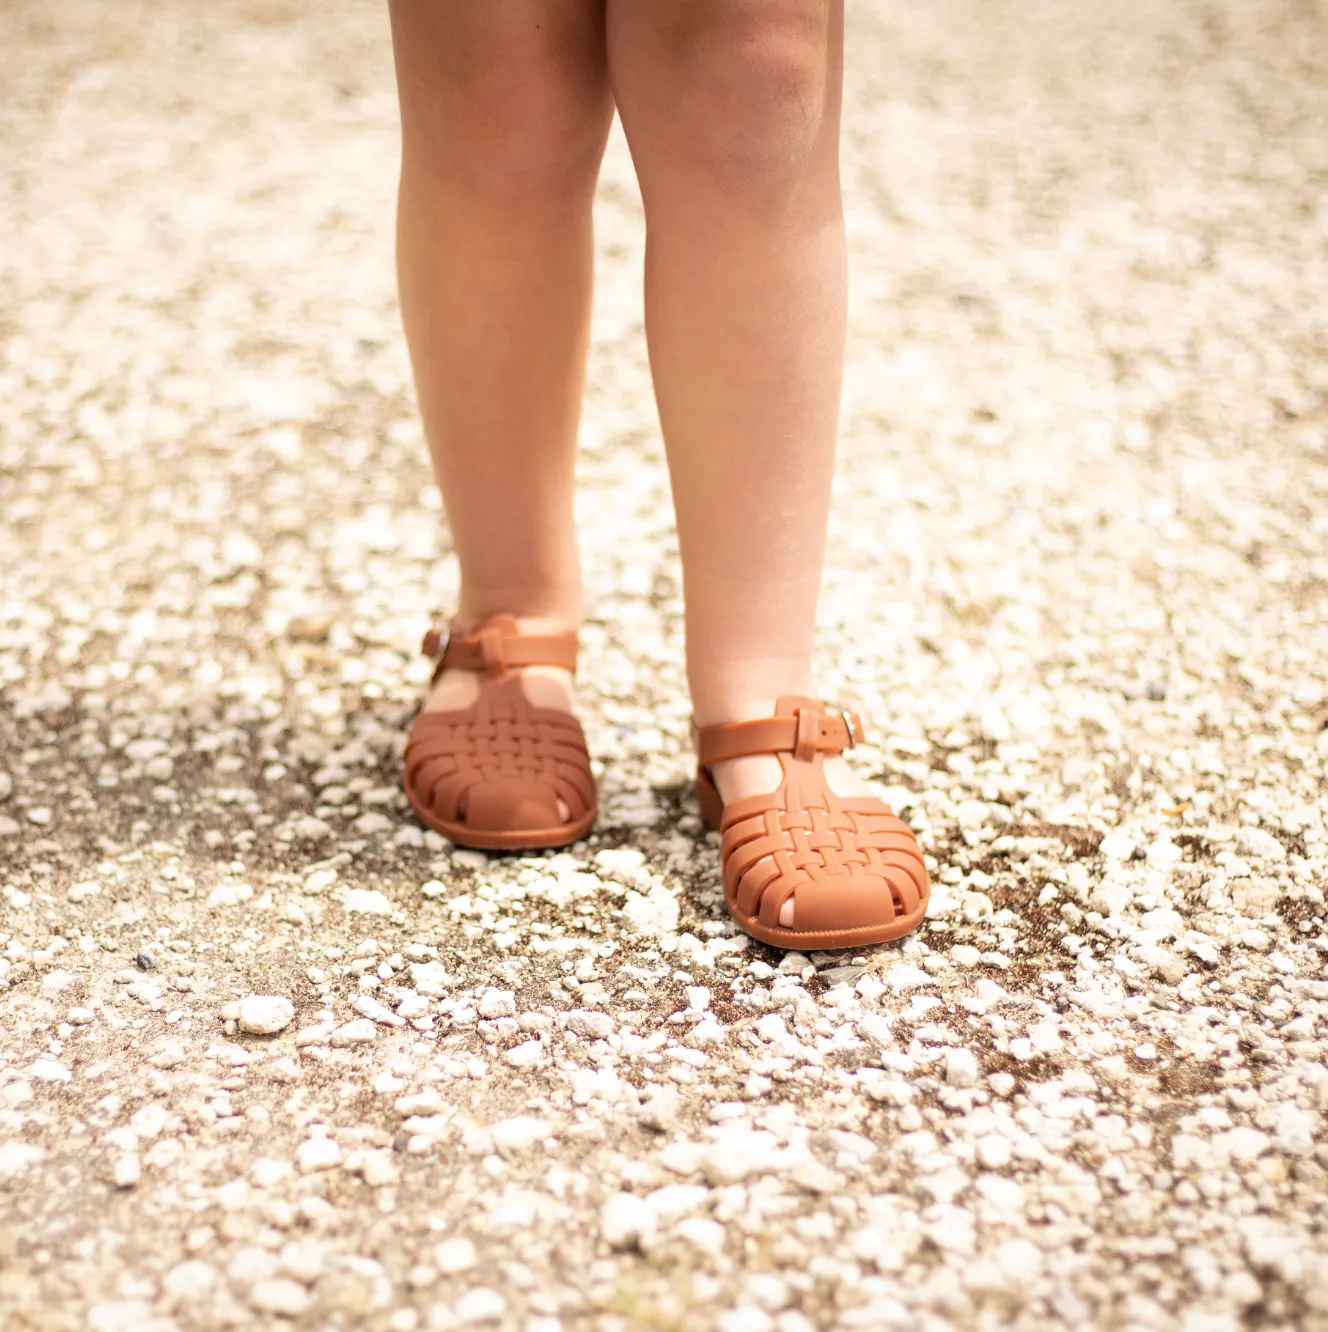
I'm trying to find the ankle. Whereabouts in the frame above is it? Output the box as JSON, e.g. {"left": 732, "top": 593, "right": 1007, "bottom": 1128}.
{"left": 453, "top": 609, "right": 581, "bottom": 639}
{"left": 687, "top": 657, "right": 815, "bottom": 730}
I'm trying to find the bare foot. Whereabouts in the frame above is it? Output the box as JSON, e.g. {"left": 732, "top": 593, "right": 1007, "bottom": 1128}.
{"left": 708, "top": 750, "right": 876, "bottom": 928}
{"left": 424, "top": 618, "right": 578, "bottom": 824}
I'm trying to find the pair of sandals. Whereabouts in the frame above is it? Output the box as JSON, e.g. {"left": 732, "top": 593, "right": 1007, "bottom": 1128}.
{"left": 402, "top": 614, "right": 929, "bottom": 951}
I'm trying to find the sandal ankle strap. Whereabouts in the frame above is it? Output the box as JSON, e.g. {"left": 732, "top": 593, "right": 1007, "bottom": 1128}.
{"left": 696, "top": 701, "right": 863, "bottom": 767}
{"left": 421, "top": 614, "right": 578, "bottom": 678}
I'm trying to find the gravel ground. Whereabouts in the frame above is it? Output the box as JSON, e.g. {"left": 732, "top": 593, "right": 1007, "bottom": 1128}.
{"left": 2, "top": 2, "right": 1327, "bottom": 1329}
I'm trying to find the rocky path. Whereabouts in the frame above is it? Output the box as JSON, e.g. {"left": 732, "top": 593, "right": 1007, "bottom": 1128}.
{"left": 1, "top": 2, "right": 1326, "bottom": 1329}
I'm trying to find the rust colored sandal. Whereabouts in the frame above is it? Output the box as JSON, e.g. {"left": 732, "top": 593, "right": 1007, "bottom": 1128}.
{"left": 696, "top": 696, "right": 930, "bottom": 950}
{"left": 402, "top": 614, "right": 597, "bottom": 851}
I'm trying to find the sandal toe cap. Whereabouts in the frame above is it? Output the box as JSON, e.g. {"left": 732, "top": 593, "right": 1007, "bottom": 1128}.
{"left": 763, "top": 866, "right": 927, "bottom": 932}
{"left": 462, "top": 777, "right": 563, "bottom": 833}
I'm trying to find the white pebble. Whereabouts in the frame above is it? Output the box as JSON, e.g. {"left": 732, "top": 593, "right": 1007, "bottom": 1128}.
{"left": 600, "top": 1192, "right": 657, "bottom": 1251}
{"left": 453, "top": 1288, "right": 506, "bottom": 1325}
{"left": 505, "top": 1040, "right": 544, "bottom": 1068}
{"left": 238, "top": 995, "right": 295, "bottom": 1036}
{"left": 112, "top": 1154, "right": 141, "bottom": 1189}
{"left": 163, "top": 1261, "right": 216, "bottom": 1300}
{"left": 434, "top": 1237, "right": 478, "bottom": 1274}
{"left": 329, "top": 1018, "right": 377, "bottom": 1047}
{"left": 297, "top": 1136, "right": 343, "bottom": 1173}
{"left": 477, "top": 988, "right": 516, "bottom": 1018}
{"left": 489, "top": 1117, "right": 551, "bottom": 1154}
{"left": 248, "top": 1279, "right": 312, "bottom": 1316}
{"left": 945, "top": 1048, "right": 980, "bottom": 1088}
{"left": 975, "top": 1134, "right": 1012, "bottom": 1169}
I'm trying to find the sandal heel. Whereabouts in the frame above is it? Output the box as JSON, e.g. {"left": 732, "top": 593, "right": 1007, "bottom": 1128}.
{"left": 696, "top": 769, "right": 724, "bottom": 830}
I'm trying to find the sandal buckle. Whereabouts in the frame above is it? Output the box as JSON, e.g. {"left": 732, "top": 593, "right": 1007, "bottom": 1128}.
{"left": 841, "top": 711, "right": 862, "bottom": 749}
{"left": 422, "top": 626, "right": 451, "bottom": 662}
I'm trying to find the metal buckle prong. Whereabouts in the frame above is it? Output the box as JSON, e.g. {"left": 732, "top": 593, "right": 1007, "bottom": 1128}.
{"left": 421, "top": 625, "right": 451, "bottom": 662}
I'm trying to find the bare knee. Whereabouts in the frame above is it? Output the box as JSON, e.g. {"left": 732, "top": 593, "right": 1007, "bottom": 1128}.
{"left": 628, "top": 1, "right": 838, "bottom": 202}
{"left": 396, "top": 18, "right": 611, "bottom": 204}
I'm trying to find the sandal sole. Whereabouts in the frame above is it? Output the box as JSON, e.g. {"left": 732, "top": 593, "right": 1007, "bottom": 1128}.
{"left": 725, "top": 901, "right": 927, "bottom": 952}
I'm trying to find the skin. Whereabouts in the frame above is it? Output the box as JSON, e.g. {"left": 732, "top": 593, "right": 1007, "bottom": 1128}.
{"left": 389, "top": 0, "right": 873, "bottom": 926}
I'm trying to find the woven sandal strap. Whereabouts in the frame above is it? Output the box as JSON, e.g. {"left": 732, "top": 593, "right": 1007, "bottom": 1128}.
{"left": 421, "top": 624, "right": 578, "bottom": 676}
{"left": 696, "top": 708, "right": 862, "bottom": 767}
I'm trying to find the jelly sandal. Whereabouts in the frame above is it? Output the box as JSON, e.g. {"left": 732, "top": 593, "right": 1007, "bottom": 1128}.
{"left": 402, "top": 614, "right": 596, "bottom": 850}
{"left": 696, "top": 696, "right": 929, "bottom": 949}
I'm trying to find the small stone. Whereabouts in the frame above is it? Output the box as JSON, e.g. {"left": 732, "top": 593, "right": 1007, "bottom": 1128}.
{"left": 410, "top": 961, "right": 451, "bottom": 995}
{"left": 342, "top": 887, "right": 393, "bottom": 915}
{"left": 216, "top": 1179, "right": 250, "bottom": 1211}
{"left": 112, "top": 1154, "right": 141, "bottom": 1188}
{"left": 1136, "top": 945, "right": 1187, "bottom": 986}
{"left": 886, "top": 965, "right": 932, "bottom": 990}
{"left": 238, "top": 995, "right": 295, "bottom": 1036}
{"left": 778, "top": 953, "right": 812, "bottom": 975}
{"left": 477, "top": 988, "right": 517, "bottom": 1018}
{"left": 351, "top": 994, "right": 407, "bottom": 1027}
{"left": 361, "top": 1150, "right": 400, "bottom": 1187}
{"left": 330, "top": 1019, "right": 377, "bottom": 1047}
{"left": 676, "top": 1217, "right": 726, "bottom": 1250}
{"left": 454, "top": 1288, "right": 506, "bottom": 1325}
{"left": 1219, "top": 1127, "right": 1271, "bottom": 1162}
{"left": 29, "top": 1057, "right": 70, "bottom": 1083}
{"left": 67, "top": 1007, "right": 96, "bottom": 1025}
{"left": 637, "top": 1087, "right": 679, "bottom": 1132}
{"left": 252, "top": 1158, "right": 292, "bottom": 1189}
{"left": 505, "top": 1040, "right": 544, "bottom": 1069}
{"left": 1237, "top": 827, "right": 1287, "bottom": 861}
{"left": 489, "top": 1117, "right": 551, "bottom": 1154}
{"left": 685, "top": 985, "right": 712, "bottom": 1011}
{"left": 297, "top": 1136, "right": 343, "bottom": 1172}
{"left": 684, "top": 1019, "right": 727, "bottom": 1049}
{"left": 0, "top": 1143, "right": 42, "bottom": 1177}
{"left": 716, "top": 1310, "right": 774, "bottom": 1332}
{"left": 976, "top": 1134, "right": 1012, "bottom": 1169}
{"left": 287, "top": 614, "right": 333, "bottom": 643}
{"left": 1271, "top": 1105, "right": 1316, "bottom": 1157}
{"left": 566, "top": 1009, "right": 613, "bottom": 1038}
{"left": 136, "top": 951, "right": 157, "bottom": 972}
{"left": 278, "top": 1239, "right": 326, "bottom": 1284}
{"left": 87, "top": 1303, "right": 154, "bottom": 1332}
{"left": 163, "top": 1261, "right": 216, "bottom": 1300}
{"left": 249, "top": 1279, "right": 312, "bottom": 1316}
{"left": 945, "top": 1048, "right": 980, "bottom": 1088}
{"left": 435, "top": 1237, "right": 478, "bottom": 1274}
{"left": 600, "top": 1192, "right": 657, "bottom": 1251}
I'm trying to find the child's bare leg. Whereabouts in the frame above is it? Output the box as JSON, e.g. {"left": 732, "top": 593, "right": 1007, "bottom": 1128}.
{"left": 609, "top": 0, "right": 866, "bottom": 925}
{"left": 390, "top": 1, "right": 612, "bottom": 819}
